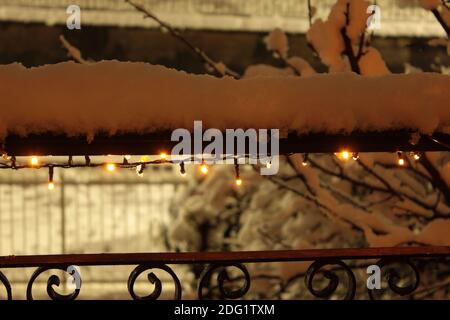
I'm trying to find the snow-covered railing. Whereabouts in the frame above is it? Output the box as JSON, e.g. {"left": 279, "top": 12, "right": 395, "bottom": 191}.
{"left": 0, "top": 61, "right": 449, "bottom": 300}
{"left": 0, "top": 247, "right": 449, "bottom": 300}
{"left": 0, "top": 61, "right": 449, "bottom": 156}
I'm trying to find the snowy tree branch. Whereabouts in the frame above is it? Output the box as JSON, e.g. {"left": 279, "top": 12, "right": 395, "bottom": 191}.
{"left": 419, "top": 153, "right": 450, "bottom": 205}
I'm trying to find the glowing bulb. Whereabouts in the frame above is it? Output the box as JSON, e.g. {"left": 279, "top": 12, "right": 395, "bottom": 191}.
{"left": 302, "top": 154, "right": 308, "bottom": 166}
{"left": 200, "top": 164, "right": 208, "bottom": 175}
{"left": 397, "top": 152, "right": 405, "bottom": 166}
{"left": 124, "top": 155, "right": 132, "bottom": 160}
{"left": 413, "top": 153, "right": 421, "bottom": 161}
{"left": 160, "top": 152, "right": 168, "bottom": 160}
{"left": 235, "top": 178, "right": 243, "bottom": 186}
{"left": 48, "top": 182, "right": 55, "bottom": 190}
{"left": 180, "top": 171, "right": 187, "bottom": 177}
{"left": 30, "top": 156, "right": 39, "bottom": 166}
{"left": 340, "top": 151, "right": 350, "bottom": 160}
{"left": 106, "top": 163, "right": 116, "bottom": 172}
{"left": 352, "top": 152, "right": 359, "bottom": 160}
{"left": 266, "top": 161, "right": 272, "bottom": 169}
{"left": 140, "top": 155, "right": 150, "bottom": 162}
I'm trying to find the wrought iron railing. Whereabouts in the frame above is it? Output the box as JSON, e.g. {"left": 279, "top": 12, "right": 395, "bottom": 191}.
{"left": 0, "top": 246, "right": 449, "bottom": 300}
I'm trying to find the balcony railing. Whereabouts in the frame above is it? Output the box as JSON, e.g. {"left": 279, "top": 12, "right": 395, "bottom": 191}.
{"left": 0, "top": 246, "right": 449, "bottom": 300}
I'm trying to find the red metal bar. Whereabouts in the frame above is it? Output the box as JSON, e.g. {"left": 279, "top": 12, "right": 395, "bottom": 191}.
{"left": 0, "top": 246, "right": 449, "bottom": 268}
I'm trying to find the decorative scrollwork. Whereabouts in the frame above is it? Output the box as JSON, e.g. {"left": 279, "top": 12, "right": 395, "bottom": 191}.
{"left": 305, "top": 259, "right": 356, "bottom": 300}
{"left": 198, "top": 263, "right": 250, "bottom": 300}
{"left": 26, "top": 266, "right": 81, "bottom": 300}
{"left": 127, "top": 264, "right": 182, "bottom": 300}
{"left": 368, "top": 258, "right": 420, "bottom": 300}
{"left": 0, "top": 271, "right": 12, "bottom": 300}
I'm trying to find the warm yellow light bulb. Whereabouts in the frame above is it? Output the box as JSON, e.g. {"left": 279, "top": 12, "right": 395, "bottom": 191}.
{"left": 124, "top": 155, "right": 132, "bottom": 160}
{"left": 266, "top": 161, "right": 272, "bottom": 169}
{"left": 160, "top": 152, "right": 168, "bottom": 160}
{"left": 341, "top": 151, "right": 350, "bottom": 160}
{"left": 30, "top": 156, "right": 39, "bottom": 166}
{"left": 302, "top": 161, "right": 308, "bottom": 167}
{"left": 140, "top": 155, "right": 150, "bottom": 162}
{"left": 180, "top": 172, "right": 187, "bottom": 177}
{"left": 235, "top": 178, "right": 243, "bottom": 186}
{"left": 413, "top": 154, "right": 420, "bottom": 160}
{"left": 106, "top": 163, "right": 116, "bottom": 172}
{"left": 200, "top": 164, "right": 208, "bottom": 175}
{"left": 398, "top": 158, "right": 405, "bottom": 166}
{"left": 48, "top": 182, "right": 55, "bottom": 190}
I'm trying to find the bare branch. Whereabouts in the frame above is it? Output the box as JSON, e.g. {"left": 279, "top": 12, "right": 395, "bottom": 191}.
{"left": 124, "top": 0, "right": 240, "bottom": 78}
{"left": 307, "top": 0, "right": 313, "bottom": 27}
{"left": 59, "top": 35, "right": 89, "bottom": 64}
{"left": 341, "top": 3, "right": 361, "bottom": 74}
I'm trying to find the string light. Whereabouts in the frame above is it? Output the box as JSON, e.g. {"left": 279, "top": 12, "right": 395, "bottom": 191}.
{"left": 411, "top": 152, "right": 421, "bottom": 161}
{"left": 106, "top": 163, "right": 116, "bottom": 172}
{"left": 266, "top": 158, "right": 272, "bottom": 169}
{"left": 339, "top": 150, "right": 350, "bottom": 160}
{"left": 200, "top": 159, "right": 208, "bottom": 175}
{"left": 30, "top": 156, "right": 39, "bottom": 166}
{"left": 180, "top": 162, "right": 186, "bottom": 177}
{"left": 397, "top": 151, "right": 405, "bottom": 166}
{"left": 352, "top": 152, "right": 359, "bottom": 160}
{"left": 234, "top": 159, "right": 242, "bottom": 186}
{"left": 302, "top": 154, "right": 308, "bottom": 166}
{"left": 124, "top": 155, "right": 132, "bottom": 160}
{"left": 160, "top": 152, "right": 168, "bottom": 160}
{"left": 48, "top": 166, "right": 55, "bottom": 190}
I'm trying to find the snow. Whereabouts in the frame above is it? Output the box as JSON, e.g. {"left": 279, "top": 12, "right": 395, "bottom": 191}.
{"left": 307, "top": 18, "right": 347, "bottom": 71}
{"left": 358, "top": 48, "right": 391, "bottom": 76}
{"left": 0, "top": 60, "right": 449, "bottom": 139}
{"left": 287, "top": 57, "right": 317, "bottom": 77}
{"left": 265, "top": 28, "right": 289, "bottom": 58}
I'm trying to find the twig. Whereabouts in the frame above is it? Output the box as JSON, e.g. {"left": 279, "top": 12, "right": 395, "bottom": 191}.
{"left": 419, "top": 153, "right": 450, "bottom": 206}
{"left": 431, "top": 7, "right": 450, "bottom": 38}
{"left": 341, "top": 3, "right": 361, "bottom": 74}
{"left": 59, "top": 35, "right": 89, "bottom": 64}
{"left": 307, "top": 0, "right": 313, "bottom": 27}
{"left": 124, "top": 0, "right": 240, "bottom": 78}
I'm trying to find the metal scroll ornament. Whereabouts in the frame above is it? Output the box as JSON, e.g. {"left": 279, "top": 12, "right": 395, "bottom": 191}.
{"left": 127, "top": 264, "right": 182, "bottom": 300}
{"left": 305, "top": 259, "right": 356, "bottom": 300}
{"left": 198, "top": 263, "right": 251, "bottom": 300}
{"left": 368, "top": 258, "right": 420, "bottom": 300}
{"left": 26, "top": 266, "right": 81, "bottom": 300}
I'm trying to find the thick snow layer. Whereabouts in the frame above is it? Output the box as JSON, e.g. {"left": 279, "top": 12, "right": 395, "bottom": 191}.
{"left": 0, "top": 60, "right": 449, "bottom": 138}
